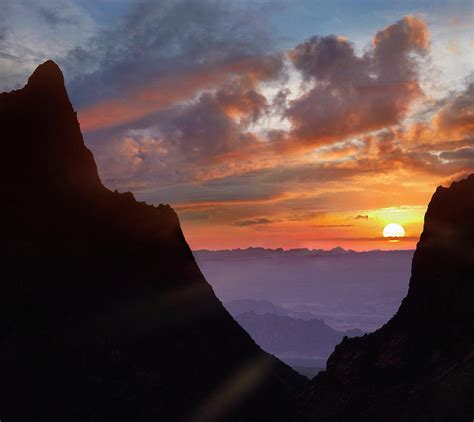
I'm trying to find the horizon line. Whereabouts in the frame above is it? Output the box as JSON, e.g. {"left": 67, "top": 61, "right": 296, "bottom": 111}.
{"left": 192, "top": 246, "right": 416, "bottom": 253}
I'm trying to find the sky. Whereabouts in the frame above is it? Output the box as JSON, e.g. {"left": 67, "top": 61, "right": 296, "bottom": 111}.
{"left": 1, "top": 0, "right": 473, "bottom": 251}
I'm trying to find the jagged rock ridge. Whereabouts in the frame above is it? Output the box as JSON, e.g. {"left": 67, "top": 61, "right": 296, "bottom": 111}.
{"left": 297, "top": 174, "right": 474, "bottom": 421}
{"left": 0, "top": 61, "right": 304, "bottom": 422}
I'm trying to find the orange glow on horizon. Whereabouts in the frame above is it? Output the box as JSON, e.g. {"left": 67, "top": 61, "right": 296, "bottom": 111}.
{"left": 177, "top": 204, "right": 425, "bottom": 252}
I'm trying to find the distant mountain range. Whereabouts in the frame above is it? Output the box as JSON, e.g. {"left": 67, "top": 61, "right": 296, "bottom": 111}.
{"left": 195, "top": 246, "right": 357, "bottom": 257}
{"left": 225, "top": 298, "right": 318, "bottom": 320}
{"left": 194, "top": 246, "right": 419, "bottom": 259}
{"left": 236, "top": 310, "right": 362, "bottom": 363}
{"left": 224, "top": 299, "right": 363, "bottom": 374}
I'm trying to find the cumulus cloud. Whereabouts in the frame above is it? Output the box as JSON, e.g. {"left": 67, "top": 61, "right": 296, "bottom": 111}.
{"left": 285, "top": 16, "right": 429, "bottom": 149}
{"left": 434, "top": 80, "right": 474, "bottom": 138}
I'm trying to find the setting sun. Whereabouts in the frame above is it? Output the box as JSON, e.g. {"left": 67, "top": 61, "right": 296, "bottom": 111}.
{"left": 383, "top": 223, "right": 406, "bottom": 241}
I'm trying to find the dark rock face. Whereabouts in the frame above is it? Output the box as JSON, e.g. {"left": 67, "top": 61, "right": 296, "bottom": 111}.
{"left": 0, "top": 61, "right": 304, "bottom": 422}
{"left": 298, "top": 175, "right": 474, "bottom": 421}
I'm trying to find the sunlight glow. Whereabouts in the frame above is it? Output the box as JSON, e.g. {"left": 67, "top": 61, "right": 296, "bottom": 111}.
{"left": 383, "top": 223, "right": 406, "bottom": 241}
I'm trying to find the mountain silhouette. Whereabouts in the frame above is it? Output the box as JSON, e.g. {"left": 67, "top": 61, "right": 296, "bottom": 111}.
{"left": 225, "top": 299, "right": 319, "bottom": 320}
{"left": 235, "top": 311, "right": 363, "bottom": 360}
{"left": 0, "top": 61, "right": 304, "bottom": 422}
{"left": 297, "top": 174, "right": 474, "bottom": 421}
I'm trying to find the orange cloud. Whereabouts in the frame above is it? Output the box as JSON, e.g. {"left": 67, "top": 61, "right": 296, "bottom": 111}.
{"left": 78, "top": 55, "right": 282, "bottom": 132}
{"left": 373, "top": 15, "right": 430, "bottom": 51}
{"left": 284, "top": 16, "right": 429, "bottom": 154}
{"left": 434, "top": 82, "right": 474, "bottom": 138}
{"left": 401, "top": 81, "right": 474, "bottom": 146}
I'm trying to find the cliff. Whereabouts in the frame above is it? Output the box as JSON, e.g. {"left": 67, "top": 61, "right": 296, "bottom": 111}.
{"left": 0, "top": 61, "right": 304, "bottom": 422}
{"left": 297, "top": 174, "right": 474, "bottom": 421}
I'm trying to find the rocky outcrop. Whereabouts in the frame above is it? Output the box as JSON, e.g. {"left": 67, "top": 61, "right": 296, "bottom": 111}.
{"left": 0, "top": 61, "right": 304, "bottom": 422}
{"left": 297, "top": 174, "right": 474, "bottom": 421}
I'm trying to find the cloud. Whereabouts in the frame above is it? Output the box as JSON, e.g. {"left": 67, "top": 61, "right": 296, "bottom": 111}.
{"left": 434, "top": 80, "right": 474, "bottom": 138}
{"left": 285, "top": 16, "right": 429, "bottom": 150}
{"left": 312, "top": 224, "right": 354, "bottom": 228}
{"left": 400, "top": 77, "right": 474, "bottom": 146}
{"left": 0, "top": 0, "right": 96, "bottom": 90}
{"left": 63, "top": 0, "right": 278, "bottom": 110}
{"left": 73, "top": 11, "right": 459, "bottom": 207}
{"left": 439, "top": 146, "right": 474, "bottom": 161}
{"left": 39, "top": 7, "right": 77, "bottom": 27}
{"left": 233, "top": 218, "right": 281, "bottom": 227}
{"left": 329, "top": 236, "right": 420, "bottom": 242}
{"left": 355, "top": 215, "right": 369, "bottom": 220}
{"left": 78, "top": 55, "right": 282, "bottom": 132}
{"left": 179, "top": 210, "right": 210, "bottom": 222}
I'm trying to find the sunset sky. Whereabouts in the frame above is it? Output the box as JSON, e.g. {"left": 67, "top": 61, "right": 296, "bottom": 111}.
{"left": 1, "top": 0, "right": 473, "bottom": 250}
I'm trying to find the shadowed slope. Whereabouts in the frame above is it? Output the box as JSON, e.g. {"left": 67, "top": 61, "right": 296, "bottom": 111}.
{"left": 297, "top": 174, "right": 474, "bottom": 421}
{"left": 0, "top": 61, "right": 304, "bottom": 422}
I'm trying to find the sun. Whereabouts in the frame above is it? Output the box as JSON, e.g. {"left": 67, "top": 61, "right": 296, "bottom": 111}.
{"left": 383, "top": 223, "right": 405, "bottom": 242}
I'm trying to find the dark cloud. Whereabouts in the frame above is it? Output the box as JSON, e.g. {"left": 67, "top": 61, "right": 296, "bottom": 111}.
{"left": 214, "top": 78, "right": 269, "bottom": 124}
{"left": 290, "top": 34, "right": 370, "bottom": 83}
{"left": 312, "top": 224, "right": 354, "bottom": 228}
{"left": 286, "top": 16, "right": 429, "bottom": 149}
{"left": 233, "top": 218, "right": 281, "bottom": 227}
{"left": 372, "top": 15, "right": 429, "bottom": 82}
{"left": 39, "top": 7, "right": 77, "bottom": 27}
{"left": 89, "top": 90, "right": 265, "bottom": 192}
{"left": 179, "top": 210, "right": 210, "bottom": 221}
{"left": 355, "top": 215, "right": 369, "bottom": 220}
{"left": 63, "top": 0, "right": 279, "bottom": 108}
{"left": 152, "top": 78, "right": 271, "bottom": 165}
{"left": 439, "top": 147, "right": 474, "bottom": 161}
{"left": 286, "top": 211, "right": 326, "bottom": 222}
{"left": 330, "top": 236, "right": 420, "bottom": 242}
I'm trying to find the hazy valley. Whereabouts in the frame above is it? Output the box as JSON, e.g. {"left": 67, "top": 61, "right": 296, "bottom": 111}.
{"left": 195, "top": 248, "right": 414, "bottom": 333}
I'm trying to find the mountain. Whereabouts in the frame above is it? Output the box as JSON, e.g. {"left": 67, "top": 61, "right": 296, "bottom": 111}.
{"left": 0, "top": 61, "right": 304, "bottom": 421}
{"left": 194, "top": 247, "right": 356, "bottom": 259}
{"left": 195, "top": 249, "right": 414, "bottom": 332}
{"left": 235, "top": 311, "right": 363, "bottom": 361}
{"left": 225, "top": 300, "right": 362, "bottom": 376}
{"left": 225, "top": 299, "right": 318, "bottom": 320}
{"left": 297, "top": 174, "right": 474, "bottom": 421}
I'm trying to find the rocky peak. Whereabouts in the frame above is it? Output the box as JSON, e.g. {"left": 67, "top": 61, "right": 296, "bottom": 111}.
{"left": 402, "top": 173, "right": 474, "bottom": 320}
{"left": 1, "top": 60, "right": 103, "bottom": 196}
{"left": 26, "top": 60, "right": 66, "bottom": 92}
